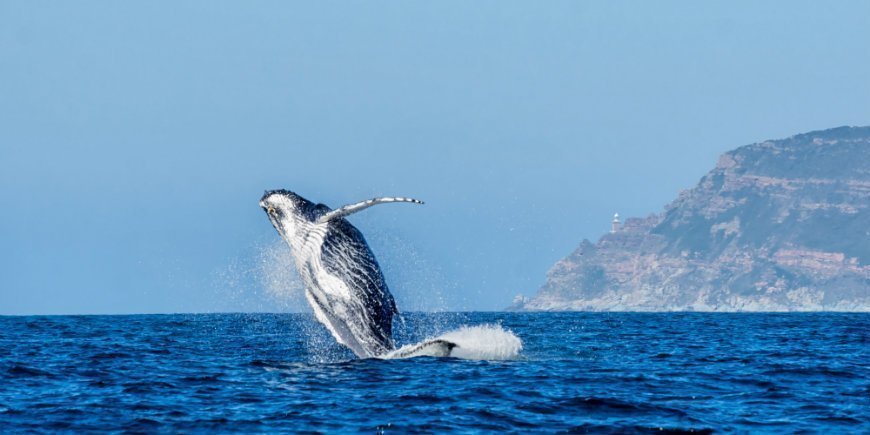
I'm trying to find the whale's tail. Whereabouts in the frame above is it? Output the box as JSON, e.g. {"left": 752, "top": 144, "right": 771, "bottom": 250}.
{"left": 381, "top": 324, "right": 523, "bottom": 360}
{"left": 381, "top": 339, "right": 458, "bottom": 359}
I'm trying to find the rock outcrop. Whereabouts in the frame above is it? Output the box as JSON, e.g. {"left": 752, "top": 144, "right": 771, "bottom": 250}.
{"left": 517, "top": 126, "right": 870, "bottom": 311}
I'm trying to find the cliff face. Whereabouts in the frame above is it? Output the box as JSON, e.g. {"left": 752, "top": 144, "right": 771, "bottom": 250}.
{"left": 519, "top": 126, "right": 870, "bottom": 311}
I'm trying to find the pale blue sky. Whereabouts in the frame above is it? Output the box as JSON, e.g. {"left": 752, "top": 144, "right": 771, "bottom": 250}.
{"left": 1, "top": 1, "right": 869, "bottom": 314}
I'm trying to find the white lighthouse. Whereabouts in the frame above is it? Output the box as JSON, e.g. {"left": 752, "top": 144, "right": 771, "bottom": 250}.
{"left": 611, "top": 213, "right": 621, "bottom": 233}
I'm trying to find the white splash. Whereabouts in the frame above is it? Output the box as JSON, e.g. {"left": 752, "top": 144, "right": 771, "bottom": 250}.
{"left": 257, "top": 239, "right": 306, "bottom": 308}
{"left": 385, "top": 324, "right": 523, "bottom": 361}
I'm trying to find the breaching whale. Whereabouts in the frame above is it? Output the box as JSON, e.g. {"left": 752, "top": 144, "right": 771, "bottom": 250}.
{"left": 259, "top": 189, "right": 457, "bottom": 359}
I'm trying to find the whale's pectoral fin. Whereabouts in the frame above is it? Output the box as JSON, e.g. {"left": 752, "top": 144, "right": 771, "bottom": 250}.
{"left": 317, "top": 197, "right": 424, "bottom": 224}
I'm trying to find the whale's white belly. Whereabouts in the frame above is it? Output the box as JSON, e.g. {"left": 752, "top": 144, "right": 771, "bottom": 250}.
{"left": 290, "top": 231, "right": 372, "bottom": 355}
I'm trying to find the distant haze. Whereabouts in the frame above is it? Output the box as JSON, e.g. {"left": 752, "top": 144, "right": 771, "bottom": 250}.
{"left": 2, "top": 2, "right": 869, "bottom": 314}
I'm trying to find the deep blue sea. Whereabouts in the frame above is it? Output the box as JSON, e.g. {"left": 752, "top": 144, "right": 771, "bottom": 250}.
{"left": 0, "top": 312, "right": 867, "bottom": 433}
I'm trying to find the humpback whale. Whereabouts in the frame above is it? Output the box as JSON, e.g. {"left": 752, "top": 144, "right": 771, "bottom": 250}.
{"left": 260, "top": 189, "right": 455, "bottom": 358}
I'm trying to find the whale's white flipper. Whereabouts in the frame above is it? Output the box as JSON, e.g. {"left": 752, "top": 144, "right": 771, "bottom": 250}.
{"left": 317, "top": 197, "right": 424, "bottom": 224}
{"left": 381, "top": 339, "right": 458, "bottom": 359}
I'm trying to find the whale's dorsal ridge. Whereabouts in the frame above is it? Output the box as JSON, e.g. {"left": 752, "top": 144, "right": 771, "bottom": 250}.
{"left": 316, "top": 196, "right": 424, "bottom": 224}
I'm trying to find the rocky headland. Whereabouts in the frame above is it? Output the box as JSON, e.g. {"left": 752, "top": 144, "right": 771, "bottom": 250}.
{"left": 516, "top": 126, "right": 870, "bottom": 311}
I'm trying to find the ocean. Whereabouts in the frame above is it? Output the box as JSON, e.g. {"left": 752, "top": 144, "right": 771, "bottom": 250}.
{"left": 1, "top": 312, "right": 867, "bottom": 433}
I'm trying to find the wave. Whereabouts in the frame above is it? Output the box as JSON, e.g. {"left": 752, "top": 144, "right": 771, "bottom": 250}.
{"left": 384, "top": 324, "right": 522, "bottom": 361}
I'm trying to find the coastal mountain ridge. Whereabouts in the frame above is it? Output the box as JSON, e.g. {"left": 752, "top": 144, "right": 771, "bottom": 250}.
{"left": 515, "top": 126, "right": 870, "bottom": 311}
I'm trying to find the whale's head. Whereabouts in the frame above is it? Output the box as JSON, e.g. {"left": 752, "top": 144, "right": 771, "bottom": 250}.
{"left": 260, "top": 189, "right": 320, "bottom": 240}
